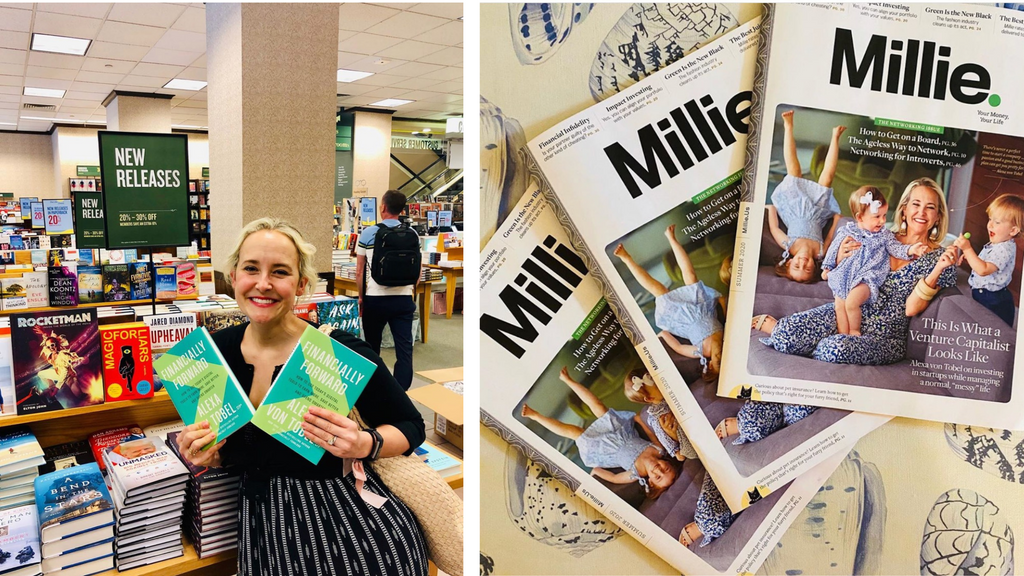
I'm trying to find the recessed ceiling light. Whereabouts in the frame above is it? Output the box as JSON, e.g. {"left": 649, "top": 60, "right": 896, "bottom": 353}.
{"left": 24, "top": 87, "right": 66, "bottom": 99}
{"left": 163, "top": 79, "right": 207, "bottom": 91}
{"left": 370, "top": 99, "right": 413, "bottom": 107}
{"left": 337, "top": 69, "right": 374, "bottom": 82}
{"left": 31, "top": 33, "right": 91, "bottom": 56}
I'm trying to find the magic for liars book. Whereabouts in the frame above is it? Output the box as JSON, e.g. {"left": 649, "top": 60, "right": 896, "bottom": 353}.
{"left": 100, "top": 323, "right": 154, "bottom": 402}
{"left": 251, "top": 325, "right": 375, "bottom": 464}
{"left": 12, "top": 309, "right": 102, "bottom": 415}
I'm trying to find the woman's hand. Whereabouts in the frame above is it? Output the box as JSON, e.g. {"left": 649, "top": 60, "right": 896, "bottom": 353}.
{"left": 176, "top": 421, "right": 226, "bottom": 468}
{"left": 302, "top": 406, "right": 371, "bottom": 459}
{"left": 835, "top": 236, "right": 862, "bottom": 265}
{"left": 934, "top": 245, "right": 963, "bottom": 272}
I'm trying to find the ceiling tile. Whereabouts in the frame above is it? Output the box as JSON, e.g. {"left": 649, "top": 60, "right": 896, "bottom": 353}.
{"left": 0, "top": 92, "right": 19, "bottom": 101}
{"left": 0, "top": 31, "right": 29, "bottom": 50}
{"left": 338, "top": 4, "right": 401, "bottom": 32}
{"left": 338, "top": 96, "right": 378, "bottom": 107}
{"left": 335, "top": 83, "right": 378, "bottom": 97}
{"left": 153, "top": 29, "right": 205, "bottom": 52}
{"left": 430, "top": 80, "right": 462, "bottom": 94}
{"left": 189, "top": 54, "right": 205, "bottom": 67}
{"left": 18, "top": 109, "right": 55, "bottom": 119}
{"left": 188, "top": 91, "right": 207, "bottom": 101}
{"left": 343, "top": 55, "right": 409, "bottom": 74}
{"left": 390, "top": 77, "right": 443, "bottom": 91}
{"left": 419, "top": 66, "right": 461, "bottom": 81}
{"left": 96, "top": 21, "right": 166, "bottom": 47}
{"left": 415, "top": 46, "right": 461, "bottom": 66}
{"left": 87, "top": 115, "right": 107, "bottom": 123}
{"left": 25, "top": 66, "right": 78, "bottom": 81}
{"left": 386, "top": 61, "right": 445, "bottom": 78}
{"left": 55, "top": 110, "right": 95, "bottom": 119}
{"left": 69, "top": 81, "right": 116, "bottom": 94}
{"left": 418, "top": 92, "right": 462, "bottom": 104}
{"left": 376, "top": 40, "right": 445, "bottom": 61}
{"left": 337, "top": 51, "right": 365, "bottom": 68}
{"left": 0, "top": 85, "right": 17, "bottom": 95}
{"left": 0, "top": 74, "right": 22, "bottom": 87}
{"left": 366, "top": 12, "right": 449, "bottom": 38}
{"left": 378, "top": 3, "right": 416, "bottom": 10}
{"left": 363, "top": 87, "right": 413, "bottom": 99}
{"left": 75, "top": 70, "right": 125, "bottom": 84}
{"left": 108, "top": 3, "right": 187, "bottom": 27}
{"left": 36, "top": 4, "right": 112, "bottom": 19}
{"left": 131, "top": 62, "right": 185, "bottom": 78}
{"left": 87, "top": 41, "right": 149, "bottom": 61}
{"left": 337, "top": 33, "right": 403, "bottom": 56}
{"left": 0, "top": 7, "right": 32, "bottom": 33}
{"left": 337, "top": 30, "right": 357, "bottom": 47}
{"left": 81, "top": 58, "right": 135, "bottom": 74}
{"left": 33, "top": 12, "right": 105, "bottom": 39}
{"left": 27, "top": 51, "right": 84, "bottom": 71}
{"left": 0, "top": 48, "right": 26, "bottom": 65}
{"left": 18, "top": 121, "right": 54, "bottom": 132}
{"left": 141, "top": 47, "right": 201, "bottom": 66}
{"left": 395, "top": 89, "right": 447, "bottom": 102}
{"left": 172, "top": 6, "right": 205, "bottom": 33}
{"left": 176, "top": 67, "right": 205, "bottom": 81}
{"left": 119, "top": 74, "right": 169, "bottom": 88}
{"left": 61, "top": 98, "right": 104, "bottom": 108}
{"left": 407, "top": 3, "right": 462, "bottom": 20}
{"left": 413, "top": 20, "right": 462, "bottom": 46}
{"left": 0, "top": 63, "right": 20, "bottom": 76}
{"left": 23, "top": 76, "right": 73, "bottom": 90}
{"left": 64, "top": 90, "right": 108, "bottom": 101}
{"left": 174, "top": 99, "right": 206, "bottom": 109}
{"left": 114, "top": 84, "right": 161, "bottom": 93}
{"left": 348, "top": 73, "right": 404, "bottom": 88}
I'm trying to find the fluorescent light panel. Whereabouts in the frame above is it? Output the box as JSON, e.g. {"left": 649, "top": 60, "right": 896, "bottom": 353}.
{"left": 24, "top": 87, "right": 66, "bottom": 99}
{"left": 31, "top": 33, "right": 91, "bottom": 56}
{"left": 370, "top": 99, "right": 413, "bottom": 107}
{"left": 20, "top": 116, "right": 56, "bottom": 122}
{"left": 337, "top": 69, "right": 374, "bottom": 82}
{"left": 163, "top": 79, "right": 207, "bottom": 91}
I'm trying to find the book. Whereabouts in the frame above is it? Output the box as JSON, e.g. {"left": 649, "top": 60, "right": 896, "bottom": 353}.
{"left": 21, "top": 272, "right": 47, "bottom": 310}
{"left": 115, "top": 546, "right": 181, "bottom": 571}
{"left": 251, "top": 324, "right": 375, "bottom": 464}
{"left": 413, "top": 443, "right": 460, "bottom": 478}
{"left": 104, "top": 437, "right": 188, "bottom": 500}
{"left": 718, "top": 2, "right": 1024, "bottom": 429}
{"left": 128, "top": 263, "right": 151, "bottom": 301}
{"left": 0, "top": 429, "right": 44, "bottom": 478}
{"left": 46, "top": 555, "right": 113, "bottom": 576}
{"left": 0, "top": 327, "right": 15, "bottom": 416}
{"left": 143, "top": 312, "right": 197, "bottom": 392}
{"left": 11, "top": 309, "right": 102, "bottom": 415}
{"left": 87, "top": 426, "right": 145, "bottom": 473}
{"left": 153, "top": 327, "right": 255, "bottom": 446}
{"left": 142, "top": 421, "right": 184, "bottom": 443}
{"left": 153, "top": 267, "right": 176, "bottom": 300}
{"left": 34, "top": 462, "right": 113, "bottom": 545}
{"left": 39, "top": 539, "right": 112, "bottom": 573}
{"left": 165, "top": 432, "right": 237, "bottom": 488}
{"left": 0, "top": 278, "right": 27, "bottom": 311}
{"left": 175, "top": 262, "right": 197, "bottom": 300}
{"left": 0, "top": 469, "right": 36, "bottom": 491}
{"left": 317, "top": 298, "right": 360, "bottom": 336}
{"left": 101, "top": 265, "right": 129, "bottom": 302}
{"left": 37, "top": 441, "right": 94, "bottom": 476}
{"left": 75, "top": 266, "right": 102, "bottom": 305}
{"left": 0, "top": 505, "right": 40, "bottom": 576}
{"left": 46, "top": 263, "right": 78, "bottom": 307}
{"left": 99, "top": 323, "right": 154, "bottom": 402}
{"left": 77, "top": 251, "right": 94, "bottom": 267}
{"left": 200, "top": 309, "right": 248, "bottom": 334}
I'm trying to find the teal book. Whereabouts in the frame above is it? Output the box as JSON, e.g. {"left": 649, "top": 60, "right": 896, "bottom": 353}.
{"left": 152, "top": 327, "right": 255, "bottom": 446}
{"left": 251, "top": 325, "right": 376, "bottom": 464}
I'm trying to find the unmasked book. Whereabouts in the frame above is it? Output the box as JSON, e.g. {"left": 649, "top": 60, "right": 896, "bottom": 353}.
{"left": 11, "top": 310, "right": 102, "bottom": 415}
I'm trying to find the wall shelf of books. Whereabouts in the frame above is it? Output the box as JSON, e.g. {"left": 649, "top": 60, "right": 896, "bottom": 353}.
{"left": 187, "top": 180, "right": 211, "bottom": 251}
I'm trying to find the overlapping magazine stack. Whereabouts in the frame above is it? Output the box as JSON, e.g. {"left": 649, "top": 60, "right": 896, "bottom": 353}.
{"left": 482, "top": 4, "right": 1024, "bottom": 574}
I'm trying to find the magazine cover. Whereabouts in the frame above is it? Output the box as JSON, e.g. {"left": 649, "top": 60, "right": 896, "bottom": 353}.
{"left": 719, "top": 3, "right": 1024, "bottom": 428}
{"left": 522, "top": 17, "right": 887, "bottom": 511}
{"left": 11, "top": 309, "right": 102, "bottom": 415}
{"left": 482, "top": 185, "right": 848, "bottom": 574}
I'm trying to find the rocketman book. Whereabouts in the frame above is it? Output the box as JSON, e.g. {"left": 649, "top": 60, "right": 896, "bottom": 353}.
{"left": 11, "top": 310, "right": 102, "bottom": 415}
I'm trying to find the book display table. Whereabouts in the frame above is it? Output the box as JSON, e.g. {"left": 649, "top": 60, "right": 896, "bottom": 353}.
{"left": 426, "top": 265, "right": 463, "bottom": 319}
{"left": 334, "top": 276, "right": 435, "bottom": 343}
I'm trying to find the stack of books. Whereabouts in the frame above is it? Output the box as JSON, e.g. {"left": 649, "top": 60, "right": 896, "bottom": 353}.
{"left": 0, "top": 504, "right": 41, "bottom": 576}
{"left": 414, "top": 442, "right": 462, "bottom": 481}
{"left": 87, "top": 425, "right": 146, "bottom": 475}
{"left": 34, "top": 463, "right": 115, "bottom": 575}
{"left": 103, "top": 436, "right": 189, "bottom": 571}
{"left": 167, "top": 432, "right": 240, "bottom": 559}
{"left": 0, "top": 429, "right": 44, "bottom": 511}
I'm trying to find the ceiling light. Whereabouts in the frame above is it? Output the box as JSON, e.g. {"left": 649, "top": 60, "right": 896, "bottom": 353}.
{"left": 370, "top": 99, "right": 413, "bottom": 107}
{"left": 31, "top": 33, "right": 91, "bottom": 56}
{"left": 422, "top": 128, "right": 431, "bottom": 133}
{"left": 19, "top": 116, "right": 56, "bottom": 122}
{"left": 24, "top": 87, "right": 66, "bottom": 99}
{"left": 172, "top": 124, "right": 201, "bottom": 129}
{"left": 337, "top": 69, "right": 374, "bottom": 82}
{"left": 163, "top": 79, "right": 207, "bottom": 91}
{"left": 0, "top": 122, "right": 15, "bottom": 126}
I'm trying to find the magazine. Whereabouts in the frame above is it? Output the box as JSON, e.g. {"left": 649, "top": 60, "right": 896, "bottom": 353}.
{"left": 719, "top": 3, "right": 1024, "bottom": 428}
{"left": 482, "top": 185, "right": 848, "bottom": 574}
{"left": 518, "top": 17, "right": 887, "bottom": 511}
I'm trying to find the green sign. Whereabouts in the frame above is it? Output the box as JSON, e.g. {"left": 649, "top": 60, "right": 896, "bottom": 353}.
{"left": 75, "top": 192, "right": 106, "bottom": 248}
{"left": 77, "top": 165, "right": 101, "bottom": 177}
{"left": 202, "top": 167, "right": 209, "bottom": 178}
{"left": 336, "top": 112, "right": 354, "bottom": 152}
{"left": 98, "top": 131, "right": 189, "bottom": 248}
{"left": 335, "top": 150, "right": 353, "bottom": 202}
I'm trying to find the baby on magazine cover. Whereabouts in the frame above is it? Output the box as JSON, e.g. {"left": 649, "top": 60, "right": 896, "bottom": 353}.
{"left": 953, "top": 194, "right": 1024, "bottom": 327}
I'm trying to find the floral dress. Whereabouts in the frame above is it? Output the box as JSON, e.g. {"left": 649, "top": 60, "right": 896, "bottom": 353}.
{"left": 732, "top": 402, "right": 818, "bottom": 444}
{"left": 822, "top": 222, "right": 914, "bottom": 303}
{"left": 693, "top": 473, "right": 737, "bottom": 547}
{"left": 771, "top": 174, "right": 841, "bottom": 259}
{"left": 641, "top": 402, "right": 698, "bottom": 459}
{"left": 761, "top": 248, "right": 957, "bottom": 365}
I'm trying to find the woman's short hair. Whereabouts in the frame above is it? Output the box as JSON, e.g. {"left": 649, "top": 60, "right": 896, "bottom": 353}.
{"left": 893, "top": 177, "right": 949, "bottom": 241}
{"left": 226, "top": 217, "right": 318, "bottom": 292}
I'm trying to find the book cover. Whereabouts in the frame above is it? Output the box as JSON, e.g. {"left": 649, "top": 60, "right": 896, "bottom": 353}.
{"left": 413, "top": 443, "right": 460, "bottom": 477}
{"left": 104, "top": 437, "right": 188, "bottom": 498}
{"left": 154, "top": 267, "right": 176, "bottom": 300}
{"left": 78, "top": 250, "right": 95, "bottom": 267}
{"left": 153, "top": 327, "right": 255, "bottom": 445}
{"left": 46, "top": 251, "right": 61, "bottom": 267}
{"left": 22, "top": 271, "right": 48, "bottom": 309}
{"left": 317, "top": 298, "right": 359, "bottom": 336}
{"left": 11, "top": 309, "right": 102, "bottom": 415}
{"left": 0, "top": 428, "right": 44, "bottom": 477}
{"left": 0, "top": 328, "right": 15, "bottom": 416}
{"left": 201, "top": 309, "right": 248, "bottom": 334}
{"left": 165, "top": 432, "right": 236, "bottom": 487}
{"left": 47, "top": 263, "right": 78, "bottom": 307}
{"left": 28, "top": 251, "right": 44, "bottom": 266}
{"left": 175, "top": 263, "right": 197, "bottom": 300}
{"left": 76, "top": 266, "right": 103, "bottom": 304}
{"left": 99, "top": 323, "right": 154, "bottom": 402}
{"left": 11, "top": 252, "right": 28, "bottom": 266}
{"left": 0, "top": 505, "right": 39, "bottom": 573}
{"left": 128, "top": 263, "right": 152, "bottom": 301}
{"left": 34, "top": 462, "right": 113, "bottom": 543}
{"left": 718, "top": 3, "right": 1024, "bottom": 429}
{"left": 143, "top": 421, "right": 185, "bottom": 442}
{"left": 87, "top": 425, "right": 145, "bottom": 473}
{"left": 101, "top": 265, "right": 129, "bottom": 302}
{"left": 0, "top": 278, "right": 27, "bottom": 311}
{"left": 251, "top": 324, "right": 375, "bottom": 464}
{"left": 38, "top": 440, "right": 95, "bottom": 476}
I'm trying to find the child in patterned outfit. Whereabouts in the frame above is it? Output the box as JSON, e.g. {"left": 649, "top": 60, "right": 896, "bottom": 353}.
{"left": 613, "top": 225, "right": 726, "bottom": 380}
{"left": 822, "top": 187, "right": 927, "bottom": 336}
{"left": 680, "top": 473, "right": 738, "bottom": 548}
{"left": 767, "top": 110, "right": 844, "bottom": 283}
{"left": 954, "top": 194, "right": 1024, "bottom": 326}
{"left": 520, "top": 367, "right": 680, "bottom": 498}
{"left": 623, "top": 369, "right": 698, "bottom": 461}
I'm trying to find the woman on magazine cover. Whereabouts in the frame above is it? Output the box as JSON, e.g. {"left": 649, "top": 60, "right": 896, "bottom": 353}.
{"left": 753, "top": 178, "right": 960, "bottom": 366}
{"left": 174, "top": 218, "right": 428, "bottom": 576}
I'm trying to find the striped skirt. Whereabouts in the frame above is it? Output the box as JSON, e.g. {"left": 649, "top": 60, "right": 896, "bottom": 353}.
{"left": 238, "top": 466, "right": 429, "bottom": 576}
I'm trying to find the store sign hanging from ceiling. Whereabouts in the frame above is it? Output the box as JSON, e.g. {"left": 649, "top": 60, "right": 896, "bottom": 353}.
{"left": 98, "top": 132, "right": 189, "bottom": 249}
{"left": 75, "top": 192, "right": 106, "bottom": 248}
{"left": 391, "top": 136, "right": 444, "bottom": 151}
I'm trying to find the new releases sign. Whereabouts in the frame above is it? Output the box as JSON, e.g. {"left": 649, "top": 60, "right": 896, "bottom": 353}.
{"left": 98, "top": 132, "right": 189, "bottom": 248}
{"left": 75, "top": 192, "right": 105, "bottom": 248}
{"left": 43, "top": 199, "right": 73, "bottom": 235}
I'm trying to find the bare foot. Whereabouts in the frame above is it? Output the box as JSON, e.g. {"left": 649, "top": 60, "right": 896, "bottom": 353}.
{"left": 521, "top": 404, "right": 537, "bottom": 419}
{"left": 715, "top": 417, "right": 739, "bottom": 439}
{"left": 751, "top": 314, "right": 776, "bottom": 334}
{"left": 558, "top": 366, "right": 571, "bottom": 383}
{"left": 833, "top": 125, "right": 847, "bottom": 139}
{"left": 665, "top": 224, "right": 676, "bottom": 240}
{"left": 850, "top": 329, "right": 861, "bottom": 337}
{"left": 781, "top": 110, "right": 794, "bottom": 125}
{"left": 613, "top": 243, "right": 627, "bottom": 259}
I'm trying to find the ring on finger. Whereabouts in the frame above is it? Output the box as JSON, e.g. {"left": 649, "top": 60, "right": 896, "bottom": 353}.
{"left": 328, "top": 435, "right": 337, "bottom": 446}
{"left": 189, "top": 448, "right": 197, "bottom": 456}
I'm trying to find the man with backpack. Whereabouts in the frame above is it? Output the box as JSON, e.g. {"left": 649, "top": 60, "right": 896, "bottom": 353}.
{"left": 356, "top": 190, "right": 422, "bottom": 390}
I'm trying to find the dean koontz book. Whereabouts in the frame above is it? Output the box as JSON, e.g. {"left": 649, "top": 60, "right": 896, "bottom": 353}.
{"left": 11, "top": 309, "right": 102, "bottom": 415}
{"left": 251, "top": 325, "right": 375, "bottom": 464}
{"left": 153, "top": 327, "right": 255, "bottom": 446}
{"left": 100, "top": 323, "right": 154, "bottom": 402}
{"left": 47, "top": 262, "right": 78, "bottom": 307}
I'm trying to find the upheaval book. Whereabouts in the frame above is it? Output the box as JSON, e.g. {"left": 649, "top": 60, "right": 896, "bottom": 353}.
{"left": 250, "top": 325, "right": 375, "bottom": 464}
{"left": 153, "top": 327, "right": 255, "bottom": 445}
{"left": 717, "top": 3, "right": 1024, "bottom": 429}
{"left": 34, "top": 462, "right": 114, "bottom": 544}
{"left": 99, "top": 323, "right": 154, "bottom": 402}
{"left": 11, "top": 309, "right": 102, "bottom": 415}
{"left": 0, "top": 505, "right": 40, "bottom": 576}
{"left": 516, "top": 16, "right": 886, "bottom": 513}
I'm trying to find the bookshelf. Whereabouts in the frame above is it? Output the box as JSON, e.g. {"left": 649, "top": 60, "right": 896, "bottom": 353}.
{"left": 188, "top": 180, "right": 211, "bottom": 250}
{"left": 0, "top": 298, "right": 177, "bottom": 317}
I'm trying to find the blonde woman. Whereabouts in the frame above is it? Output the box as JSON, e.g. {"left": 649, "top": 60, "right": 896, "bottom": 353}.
{"left": 175, "top": 218, "right": 428, "bottom": 576}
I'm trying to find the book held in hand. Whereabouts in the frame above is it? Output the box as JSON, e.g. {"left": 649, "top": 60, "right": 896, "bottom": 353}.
{"left": 251, "top": 324, "right": 375, "bottom": 464}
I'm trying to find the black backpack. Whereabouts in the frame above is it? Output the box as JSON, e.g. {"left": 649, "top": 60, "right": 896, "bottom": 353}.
{"left": 370, "top": 222, "right": 422, "bottom": 287}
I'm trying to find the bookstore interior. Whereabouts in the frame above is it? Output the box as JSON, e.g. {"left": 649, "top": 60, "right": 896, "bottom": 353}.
{"left": 0, "top": 4, "right": 464, "bottom": 576}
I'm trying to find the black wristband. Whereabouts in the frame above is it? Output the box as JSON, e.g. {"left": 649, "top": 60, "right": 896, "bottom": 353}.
{"left": 367, "top": 428, "right": 384, "bottom": 461}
